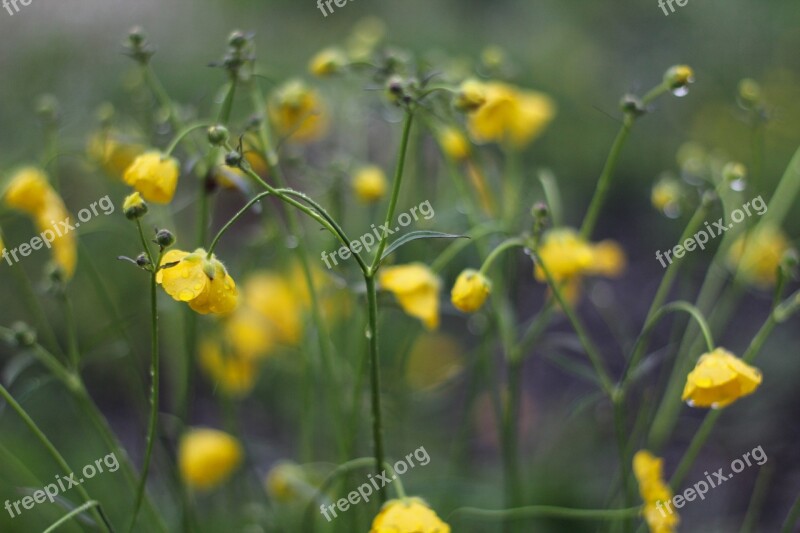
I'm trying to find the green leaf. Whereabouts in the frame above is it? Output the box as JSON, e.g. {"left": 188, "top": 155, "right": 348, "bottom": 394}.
{"left": 379, "top": 231, "right": 468, "bottom": 265}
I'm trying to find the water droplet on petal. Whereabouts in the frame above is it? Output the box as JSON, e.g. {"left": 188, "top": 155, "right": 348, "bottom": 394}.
{"left": 672, "top": 86, "right": 690, "bottom": 97}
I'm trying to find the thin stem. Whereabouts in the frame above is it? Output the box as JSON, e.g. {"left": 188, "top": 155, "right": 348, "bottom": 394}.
{"left": 207, "top": 191, "right": 272, "bottom": 257}
{"left": 480, "top": 238, "right": 526, "bottom": 275}
{"left": 0, "top": 384, "right": 112, "bottom": 532}
{"left": 502, "top": 359, "right": 524, "bottom": 510}
{"left": 164, "top": 122, "right": 212, "bottom": 156}
{"left": 371, "top": 111, "right": 415, "bottom": 272}
{"left": 43, "top": 501, "right": 107, "bottom": 533}
{"left": 781, "top": 492, "right": 800, "bottom": 533}
{"left": 430, "top": 221, "right": 504, "bottom": 273}
{"left": 128, "top": 249, "right": 163, "bottom": 533}
{"left": 365, "top": 274, "right": 386, "bottom": 504}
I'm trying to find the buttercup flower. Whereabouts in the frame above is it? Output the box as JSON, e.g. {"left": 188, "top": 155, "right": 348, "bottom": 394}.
{"left": 87, "top": 130, "right": 146, "bottom": 179}
{"left": 309, "top": 47, "right": 347, "bottom": 77}
{"left": 179, "top": 428, "right": 243, "bottom": 490}
{"left": 352, "top": 165, "right": 388, "bottom": 203}
{"left": 379, "top": 263, "right": 441, "bottom": 330}
{"left": 199, "top": 340, "right": 257, "bottom": 396}
{"left": 651, "top": 176, "right": 683, "bottom": 217}
{"left": 633, "top": 451, "right": 679, "bottom": 533}
{"left": 682, "top": 347, "right": 762, "bottom": 408}
{"left": 467, "top": 81, "right": 556, "bottom": 148}
{"left": 156, "top": 249, "right": 239, "bottom": 315}
{"left": 727, "top": 225, "right": 793, "bottom": 287}
{"left": 436, "top": 127, "right": 471, "bottom": 161}
{"left": 534, "top": 228, "right": 625, "bottom": 304}
{"left": 265, "top": 461, "right": 310, "bottom": 502}
{"left": 451, "top": 269, "right": 491, "bottom": 313}
{"left": 454, "top": 79, "right": 487, "bottom": 111}
{"left": 123, "top": 151, "right": 180, "bottom": 204}
{"left": 245, "top": 272, "right": 304, "bottom": 345}
{"left": 224, "top": 308, "right": 274, "bottom": 360}
{"left": 3, "top": 167, "right": 77, "bottom": 278}
{"left": 370, "top": 497, "right": 450, "bottom": 533}
{"left": 268, "top": 80, "right": 329, "bottom": 143}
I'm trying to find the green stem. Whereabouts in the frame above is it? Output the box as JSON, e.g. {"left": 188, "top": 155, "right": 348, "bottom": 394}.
{"left": 207, "top": 191, "right": 272, "bottom": 257}
{"left": 371, "top": 111, "right": 415, "bottom": 272}
{"left": 164, "top": 122, "right": 212, "bottom": 156}
{"left": 480, "top": 238, "right": 526, "bottom": 275}
{"left": 43, "top": 501, "right": 109, "bottom": 533}
{"left": 781, "top": 492, "right": 800, "bottom": 533}
{"left": 502, "top": 359, "right": 524, "bottom": 511}
{"left": 430, "top": 222, "right": 504, "bottom": 273}
{"left": 128, "top": 250, "right": 163, "bottom": 533}
{"left": 0, "top": 384, "right": 112, "bottom": 532}
{"left": 365, "top": 274, "right": 386, "bottom": 504}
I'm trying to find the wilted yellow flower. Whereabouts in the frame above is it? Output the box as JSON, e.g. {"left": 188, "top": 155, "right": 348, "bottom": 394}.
{"left": 87, "top": 130, "right": 146, "bottom": 179}
{"left": 436, "top": 127, "right": 471, "bottom": 161}
{"left": 651, "top": 177, "right": 682, "bottom": 216}
{"left": 633, "top": 451, "right": 679, "bottom": 533}
{"left": 406, "top": 334, "right": 463, "bottom": 391}
{"left": 268, "top": 80, "right": 329, "bottom": 144}
{"left": 123, "top": 151, "right": 180, "bottom": 204}
{"left": 245, "top": 272, "right": 304, "bottom": 345}
{"left": 451, "top": 269, "right": 491, "bottom": 313}
{"left": 379, "top": 264, "right": 441, "bottom": 330}
{"left": 4, "top": 167, "right": 77, "bottom": 278}
{"left": 179, "top": 428, "right": 242, "bottom": 490}
{"left": 156, "top": 249, "right": 239, "bottom": 315}
{"left": 727, "top": 225, "right": 792, "bottom": 287}
{"left": 467, "top": 81, "right": 556, "bottom": 148}
{"left": 224, "top": 308, "right": 274, "bottom": 360}
{"left": 454, "top": 79, "right": 487, "bottom": 111}
{"left": 682, "top": 348, "right": 762, "bottom": 408}
{"left": 352, "top": 165, "right": 388, "bottom": 203}
{"left": 309, "top": 47, "right": 347, "bottom": 77}
{"left": 370, "top": 498, "right": 450, "bottom": 533}
{"left": 265, "top": 461, "right": 310, "bottom": 502}
{"left": 199, "top": 340, "right": 256, "bottom": 396}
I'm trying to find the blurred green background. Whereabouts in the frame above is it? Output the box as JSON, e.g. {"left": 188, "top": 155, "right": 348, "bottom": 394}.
{"left": 1, "top": 0, "right": 799, "bottom": 531}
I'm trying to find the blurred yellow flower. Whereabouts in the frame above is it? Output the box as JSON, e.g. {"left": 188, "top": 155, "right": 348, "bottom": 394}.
{"left": 268, "top": 80, "right": 329, "bottom": 144}
{"left": 664, "top": 64, "right": 695, "bottom": 90}
{"left": 682, "top": 348, "right": 762, "bottom": 408}
{"left": 224, "top": 308, "right": 274, "bottom": 360}
{"left": 352, "top": 165, "right": 388, "bottom": 203}
{"left": 436, "top": 127, "right": 471, "bottom": 161}
{"left": 727, "top": 225, "right": 792, "bottom": 288}
{"left": 380, "top": 263, "right": 441, "bottom": 330}
{"left": 406, "top": 333, "right": 463, "bottom": 391}
{"left": 3, "top": 167, "right": 77, "bottom": 278}
{"left": 633, "top": 451, "right": 679, "bottom": 533}
{"left": 651, "top": 177, "right": 682, "bottom": 216}
{"left": 157, "top": 249, "right": 239, "bottom": 315}
{"left": 123, "top": 151, "right": 180, "bottom": 204}
{"left": 346, "top": 16, "right": 386, "bottom": 61}
{"left": 179, "top": 428, "right": 242, "bottom": 490}
{"left": 467, "top": 81, "right": 556, "bottom": 148}
{"left": 265, "top": 461, "right": 309, "bottom": 502}
{"left": 370, "top": 498, "right": 450, "bottom": 533}
{"left": 454, "top": 79, "right": 487, "bottom": 112}
{"left": 87, "top": 130, "right": 146, "bottom": 179}
{"left": 451, "top": 269, "right": 491, "bottom": 313}
{"left": 199, "top": 340, "right": 256, "bottom": 396}
{"left": 309, "top": 47, "right": 347, "bottom": 77}
{"left": 245, "top": 272, "right": 304, "bottom": 345}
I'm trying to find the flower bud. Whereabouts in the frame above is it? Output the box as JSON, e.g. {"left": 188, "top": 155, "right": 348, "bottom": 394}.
{"left": 123, "top": 192, "right": 148, "bottom": 220}
{"left": 738, "top": 78, "right": 762, "bottom": 108}
{"left": 664, "top": 65, "right": 695, "bottom": 90}
{"left": 309, "top": 48, "right": 347, "bottom": 77}
{"left": 532, "top": 201, "right": 549, "bottom": 220}
{"left": 128, "top": 26, "right": 145, "bottom": 46}
{"left": 722, "top": 162, "right": 747, "bottom": 183}
{"left": 619, "top": 94, "right": 645, "bottom": 116}
{"left": 36, "top": 94, "right": 60, "bottom": 124}
{"left": 228, "top": 30, "right": 247, "bottom": 49}
{"left": 11, "top": 321, "right": 36, "bottom": 348}
{"left": 154, "top": 229, "right": 175, "bottom": 248}
{"left": 225, "top": 151, "right": 243, "bottom": 167}
{"left": 136, "top": 253, "right": 151, "bottom": 267}
{"left": 451, "top": 269, "right": 492, "bottom": 313}
{"left": 207, "top": 125, "right": 229, "bottom": 146}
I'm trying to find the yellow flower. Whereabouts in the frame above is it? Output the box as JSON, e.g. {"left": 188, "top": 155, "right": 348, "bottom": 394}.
{"left": 4, "top": 167, "right": 77, "bottom": 278}
{"left": 664, "top": 65, "right": 695, "bottom": 90}
{"left": 265, "top": 461, "right": 309, "bottom": 502}
{"left": 199, "top": 340, "right": 256, "bottom": 396}
{"left": 156, "top": 249, "right": 239, "bottom": 315}
{"left": 370, "top": 498, "right": 450, "bottom": 533}
{"left": 406, "top": 334, "right": 463, "bottom": 391}
{"left": 682, "top": 348, "right": 762, "bottom": 408}
{"left": 633, "top": 451, "right": 679, "bottom": 533}
{"left": 454, "top": 79, "right": 487, "bottom": 111}
{"left": 4, "top": 167, "right": 53, "bottom": 214}
{"left": 122, "top": 191, "right": 148, "bottom": 220}
{"left": 379, "top": 264, "right": 441, "bottom": 330}
{"left": 309, "top": 47, "right": 347, "bottom": 77}
{"left": 451, "top": 269, "right": 491, "bottom": 313}
{"left": 224, "top": 308, "right": 274, "bottom": 360}
{"left": 651, "top": 177, "right": 682, "bottom": 216}
{"left": 467, "top": 81, "right": 556, "bottom": 148}
{"left": 178, "top": 428, "right": 242, "bottom": 490}
{"left": 87, "top": 130, "right": 146, "bottom": 179}
{"left": 436, "top": 127, "right": 471, "bottom": 161}
{"left": 346, "top": 16, "right": 386, "bottom": 62}
{"left": 352, "top": 165, "right": 388, "bottom": 203}
{"left": 123, "top": 151, "right": 180, "bottom": 204}
{"left": 268, "top": 80, "right": 329, "bottom": 144}
{"left": 245, "top": 272, "right": 304, "bottom": 345}
{"left": 727, "top": 225, "right": 792, "bottom": 288}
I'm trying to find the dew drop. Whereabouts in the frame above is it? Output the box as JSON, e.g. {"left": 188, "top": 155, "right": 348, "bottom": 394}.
{"left": 672, "top": 86, "right": 690, "bottom": 97}
{"left": 730, "top": 179, "right": 746, "bottom": 192}
{"left": 178, "top": 289, "right": 194, "bottom": 300}
{"left": 365, "top": 327, "right": 373, "bottom": 340}
{"left": 285, "top": 236, "right": 299, "bottom": 249}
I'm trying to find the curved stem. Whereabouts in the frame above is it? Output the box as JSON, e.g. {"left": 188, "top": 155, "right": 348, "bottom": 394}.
{"left": 480, "top": 238, "right": 526, "bottom": 275}
{"left": 0, "top": 384, "right": 112, "bottom": 532}
{"left": 128, "top": 249, "right": 163, "bottom": 533}
{"left": 207, "top": 191, "right": 272, "bottom": 257}
{"left": 430, "top": 221, "right": 505, "bottom": 273}
{"left": 164, "top": 122, "right": 212, "bottom": 156}
{"left": 43, "top": 501, "right": 107, "bottom": 533}
{"left": 371, "top": 111, "right": 415, "bottom": 272}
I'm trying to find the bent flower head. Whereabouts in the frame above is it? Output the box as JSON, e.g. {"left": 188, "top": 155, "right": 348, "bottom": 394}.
{"left": 682, "top": 347, "right": 762, "bottom": 408}
{"left": 370, "top": 497, "right": 450, "bottom": 533}
{"left": 157, "top": 248, "right": 239, "bottom": 315}
{"left": 379, "top": 263, "right": 441, "bottom": 330}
